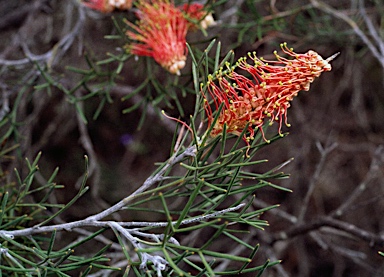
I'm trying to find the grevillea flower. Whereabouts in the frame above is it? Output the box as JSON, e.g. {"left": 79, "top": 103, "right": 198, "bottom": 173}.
{"left": 180, "top": 3, "right": 216, "bottom": 30}
{"left": 204, "top": 43, "right": 335, "bottom": 143}
{"left": 82, "top": 0, "right": 133, "bottom": 13}
{"left": 125, "top": 0, "right": 189, "bottom": 75}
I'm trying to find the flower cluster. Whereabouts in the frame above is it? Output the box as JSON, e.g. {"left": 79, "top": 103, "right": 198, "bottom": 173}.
{"left": 204, "top": 43, "right": 334, "bottom": 143}
{"left": 125, "top": 0, "right": 215, "bottom": 75}
{"left": 125, "top": 0, "right": 189, "bottom": 75}
{"left": 82, "top": 0, "right": 133, "bottom": 13}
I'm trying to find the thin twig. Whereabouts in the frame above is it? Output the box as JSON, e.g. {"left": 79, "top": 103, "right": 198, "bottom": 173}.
{"left": 270, "top": 216, "right": 384, "bottom": 247}
{"left": 0, "top": 84, "right": 10, "bottom": 121}
{"left": 0, "top": 201, "right": 244, "bottom": 238}
{"left": 310, "top": 0, "right": 384, "bottom": 68}
{"left": 330, "top": 145, "right": 384, "bottom": 218}
{"left": 252, "top": 198, "right": 298, "bottom": 224}
{"left": 358, "top": 0, "right": 384, "bottom": 58}
{"left": 298, "top": 141, "right": 337, "bottom": 222}
{"left": 0, "top": 2, "right": 85, "bottom": 67}
{"left": 74, "top": 96, "right": 101, "bottom": 196}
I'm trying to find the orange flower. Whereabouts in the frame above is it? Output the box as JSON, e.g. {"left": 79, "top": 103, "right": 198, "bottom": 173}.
{"left": 204, "top": 43, "right": 335, "bottom": 143}
{"left": 125, "top": 0, "right": 189, "bottom": 75}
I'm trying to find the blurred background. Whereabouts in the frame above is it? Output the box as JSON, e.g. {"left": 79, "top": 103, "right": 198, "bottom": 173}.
{"left": 0, "top": 0, "right": 383, "bottom": 276}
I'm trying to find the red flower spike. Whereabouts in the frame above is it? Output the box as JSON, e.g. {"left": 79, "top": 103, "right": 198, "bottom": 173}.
{"left": 125, "top": 0, "right": 189, "bottom": 75}
{"left": 83, "top": 0, "right": 132, "bottom": 13}
{"left": 203, "top": 43, "right": 334, "bottom": 144}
